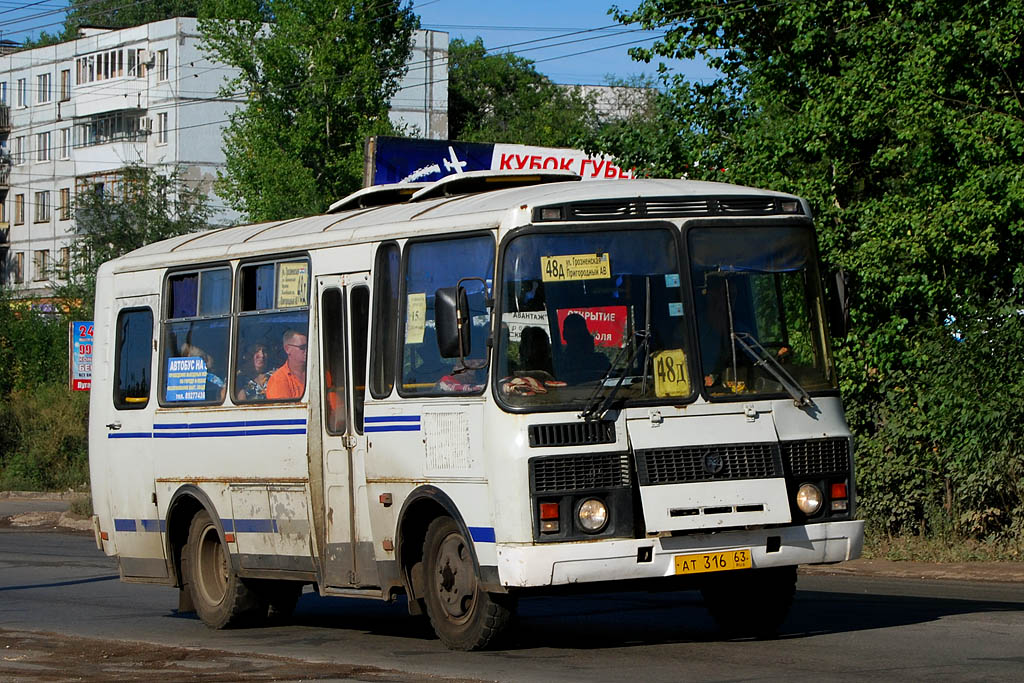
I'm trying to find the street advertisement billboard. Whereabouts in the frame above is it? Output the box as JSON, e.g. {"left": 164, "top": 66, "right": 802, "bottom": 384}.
{"left": 365, "top": 136, "right": 636, "bottom": 186}
{"left": 70, "top": 321, "right": 93, "bottom": 391}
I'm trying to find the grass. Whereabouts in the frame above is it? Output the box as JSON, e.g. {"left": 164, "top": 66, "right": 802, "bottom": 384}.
{"left": 863, "top": 532, "right": 1024, "bottom": 563}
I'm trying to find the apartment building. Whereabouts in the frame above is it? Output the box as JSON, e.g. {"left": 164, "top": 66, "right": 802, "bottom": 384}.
{"left": 0, "top": 19, "right": 449, "bottom": 296}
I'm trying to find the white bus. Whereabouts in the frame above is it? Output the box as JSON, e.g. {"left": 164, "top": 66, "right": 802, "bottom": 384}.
{"left": 89, "top": 171, "right": 863, "bottom": 650}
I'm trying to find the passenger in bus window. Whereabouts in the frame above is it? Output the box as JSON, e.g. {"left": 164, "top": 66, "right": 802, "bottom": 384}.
{"left": 266, "top": 329, "right": 307, "bottom": 400}
{"left": 559, "top": 313, "right": 609, "bottom": 384}
{"left": 182, "top": 343, "right": 226, "bottom": 402}
{"left": 236, "top": 343, "right": 270, "bottom": 401}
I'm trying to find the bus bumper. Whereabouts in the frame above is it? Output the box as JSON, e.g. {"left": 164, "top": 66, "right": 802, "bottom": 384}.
{"left": 495, "top": 520, "right": 864, "bottom": 588}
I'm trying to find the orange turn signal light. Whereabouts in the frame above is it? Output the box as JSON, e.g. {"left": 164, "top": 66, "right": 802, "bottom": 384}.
{"left": 831, "top": 482, "right": 848, "bottom": 499}
{"left": 539, "top": 502, "right": 559, "bottom": 520}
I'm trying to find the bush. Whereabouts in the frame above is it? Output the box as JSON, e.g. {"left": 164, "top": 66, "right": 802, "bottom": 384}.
{"left": 0, "top": 383, "right": 89, "bottom": 491}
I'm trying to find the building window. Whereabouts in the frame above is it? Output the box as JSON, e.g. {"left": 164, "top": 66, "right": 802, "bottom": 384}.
{"left": 14, "top": 252, "right": 24, "bottom": 284}
{"left": 34, "top": 191, "right": 50, "bottom": 222}
{"left": 0, "top": 201, "right": 5, "bottom": 222}
{"left": 36, "top": 132, "right": 50, "bottom": 161}
{"left": 74, "top": 112, "right": 148, "bottom": 148}
{"left": 60, "top": 69, "right": 71, "bottom": 101}
{"left": 127, "top": 49, "right": 148, "bottom": 78}
{"left": 36, "top": 73, "right": 51, "bottom": 104}
{"left": 157, "top": 112, "right": 168, "bottom": 144}
{"left": 13, "top": 136, "right": 23, "bottom": 164}
{"left": 59, "top": 188, "right": 71, "bottom": 220}
{"left": 59, "top": 246, "right": 70, "bottom": 279}
{"left": 157, "top": 49, "right": 169, "bottom": 81}
{"left": 0, "top": 81, "right": 7, "bottom": 105}
{"left": 60, "top": 128, "right": 71, "bottom": 159}
{"left": 14, "top": 194, "right": 24, "bottom": 224}
{"left": 16, "top": 78, "right": 25, "bottom": 107}
{"left": 33, "top": 250, "right": 50, "bottom": 281}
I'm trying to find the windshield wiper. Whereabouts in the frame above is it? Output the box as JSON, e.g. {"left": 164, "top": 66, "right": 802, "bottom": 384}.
{"left": 578, "top": 330, "right": 651, "bottom": 421}
{"left": 579, "top": 277, "right": 654, "bottom": 422}
{"left": 731, "top": 332, "right": 813, "bottom": 407}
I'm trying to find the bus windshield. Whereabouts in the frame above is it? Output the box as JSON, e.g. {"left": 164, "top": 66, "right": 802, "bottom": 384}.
{"left": 497, "top": 226, "right": 692, "bottom": 410}
{"left": 688, "top": 225, "right": 836, "bottom": 400}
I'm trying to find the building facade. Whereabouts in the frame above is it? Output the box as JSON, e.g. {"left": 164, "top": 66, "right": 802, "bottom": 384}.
{"left": 0, "top": 19, "right": 448, "bottom": 296}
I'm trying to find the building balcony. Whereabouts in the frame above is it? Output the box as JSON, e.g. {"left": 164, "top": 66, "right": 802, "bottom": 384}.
{"left": 0, "top": 104, "right": 9, "bottom": 135}
{"left": 0, "top": 160, "right": 9, "bottom": 189}
{"left": 0, "top": 221, "right": 9, "bottom": 246}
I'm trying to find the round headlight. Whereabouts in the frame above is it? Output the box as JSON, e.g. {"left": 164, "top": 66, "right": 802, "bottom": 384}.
{"left": 796, "top": 483, "right": 823, "bottom": 515}
{"left": 577, "top": 498, "right": 609, "bottom": 533}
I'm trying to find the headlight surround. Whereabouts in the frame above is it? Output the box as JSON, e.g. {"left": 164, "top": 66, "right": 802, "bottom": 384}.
{"left": 796, "top": 483, "right": 823, "bottom": 515}
{"left": 577, "top": 498, "right": 609, "bottom": 533}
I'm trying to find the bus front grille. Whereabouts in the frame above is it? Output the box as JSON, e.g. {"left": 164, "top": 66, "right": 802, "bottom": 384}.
{"left": 635, "top": 443, "right": 780, "bottom": 485}
{"left": 780, "top": 438, "right": 851, "bottom": 476}
{"left": 530, "top": 453, "right": 631, "bottom": 493}
{"left": 528, "top": 421, "right": 616, "bottom": 448}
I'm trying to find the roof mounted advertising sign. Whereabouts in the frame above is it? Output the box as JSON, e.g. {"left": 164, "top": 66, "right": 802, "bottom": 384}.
{"left": 365, "top": 136, "right": 635, "bottom": 187}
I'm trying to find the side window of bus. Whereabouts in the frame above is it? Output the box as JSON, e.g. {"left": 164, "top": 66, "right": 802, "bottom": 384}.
{"left": 369, "top": 242, "right": 399, "bottom": 398}
{"left": 162, "top": 268, "right": 231, "bottom": 405}
{"left": 234, "top": 258, "right": 310, "bottom": 403}
{"left": 401, "top": 234, "right": 494, "bottom": 395}
{"left": 114, "top": 308, "right": 153, "bottom": 409}
{"left": 351, "top": 286, "right": 369, "bottom": 432}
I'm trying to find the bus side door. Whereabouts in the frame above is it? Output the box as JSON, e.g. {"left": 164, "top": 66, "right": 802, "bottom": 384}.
{"left": 315, "top": 273, "right": 378, "bottom": 589}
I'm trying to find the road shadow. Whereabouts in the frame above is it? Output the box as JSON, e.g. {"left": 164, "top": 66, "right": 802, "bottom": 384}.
{"left": 235, "top": 578, "right": 1024, "bottom": 651}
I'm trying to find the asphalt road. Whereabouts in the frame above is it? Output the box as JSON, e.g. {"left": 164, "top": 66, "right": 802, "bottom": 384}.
{"left": 2, "top": 527, "right": 1023, "bottom": 682}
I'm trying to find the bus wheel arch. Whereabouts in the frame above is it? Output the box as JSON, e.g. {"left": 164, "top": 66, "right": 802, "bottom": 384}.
{"left": 396, "top": 486, "right": 474, "bottom": 616}
{"left": 165, "top": 486, "right": 219, "bottom": 591}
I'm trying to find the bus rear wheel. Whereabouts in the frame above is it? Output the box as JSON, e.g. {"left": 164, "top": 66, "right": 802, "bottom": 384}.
{"left": 182, "top": 510, "right": 266, "bottom": 629}
{"left": 701, "top": 565, "right": 797, "bottom": 639}
{"left": 421, "top": 516, "right": 515, "bottom": 650}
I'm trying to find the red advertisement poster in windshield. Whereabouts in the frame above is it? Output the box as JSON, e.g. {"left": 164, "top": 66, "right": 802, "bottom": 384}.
{"left": 556, "top": 306, "right": 628, "bottom": 348}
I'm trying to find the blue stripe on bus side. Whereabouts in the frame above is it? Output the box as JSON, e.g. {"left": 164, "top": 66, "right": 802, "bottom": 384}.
{"left": 153, "top": 419, "right": 307, "bottom": 429}
{"left": 108, "top": 432, "right": 153, "bottom": 439}
{"left": 364, "top": 424, "right": 421, "bottom": 432}
{"left": 364, "top": 415, "right": 421, "bottom": 423}
{"left": 152, "top": 428, "right": 307, "bottom": 438}
{"left": 469, "top": 527, "right": 496, "bottom": 543}
{"left": 113, "top": 519, "right": 280, "bottom": 534}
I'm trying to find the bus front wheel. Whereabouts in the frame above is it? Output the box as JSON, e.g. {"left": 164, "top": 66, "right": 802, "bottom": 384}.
{"left": 182, "top": 510, "right": 265, "bottom": 629}
{"left": 701, "top": 564, "right": 797, "bottom": 639}
{"left": 421, "top": 516, "right": 515, "bottom": 650}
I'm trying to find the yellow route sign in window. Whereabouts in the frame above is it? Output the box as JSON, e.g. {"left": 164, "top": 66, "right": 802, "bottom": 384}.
{"left": 540, "top": 253, "right": 611, "bottom": 283}
{"left": 652, "top": 349, "right": 691, "bottom": 397}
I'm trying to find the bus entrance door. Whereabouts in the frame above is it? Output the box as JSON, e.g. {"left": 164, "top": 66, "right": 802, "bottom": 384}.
{"left": 315, "top": 273, "right": 379, "bottom": 590}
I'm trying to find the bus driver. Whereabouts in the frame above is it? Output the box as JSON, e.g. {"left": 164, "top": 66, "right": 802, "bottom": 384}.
{"left": 265, "top": 329, "right": 307, "bottom": 400}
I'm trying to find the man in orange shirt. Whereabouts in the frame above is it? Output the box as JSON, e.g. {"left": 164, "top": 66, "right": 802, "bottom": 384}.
{"left": 266, "top": 329, "right": 307, "bottom": 400}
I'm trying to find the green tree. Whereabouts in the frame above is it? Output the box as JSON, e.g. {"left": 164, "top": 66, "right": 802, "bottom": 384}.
{"left": 449, "top": 37, "right": 601, "bottom": 146}
{"left": 55, "top": 164, "right": 213, "bottom": 317}
{"left": 598, "top": 1, "right": 1024, "bottom": 539}
{"left": 199, "top": 0, "right": 417, "bottom": 222}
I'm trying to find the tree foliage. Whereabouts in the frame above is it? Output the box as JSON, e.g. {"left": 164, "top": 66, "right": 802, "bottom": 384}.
{"left": 597, "top": 1, "right": 1024, "bottom": 539}
{"left": 199, "top": 0, "right": 417, "bottom": 222}
{"left": 56, "top": 164, "right": 213, "bottom": 317}
{"left": 449, "top": 37, "right": 601, "bottom": 146}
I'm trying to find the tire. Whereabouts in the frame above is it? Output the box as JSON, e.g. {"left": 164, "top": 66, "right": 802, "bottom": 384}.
{"left": 701, "top": 565, "right": 797, "bottom": 639}
{"left": 182, "top": 510, "right": 267, "bottom": 629}
{"left": 421, "top": 516, "right": 515, "bottom": 650}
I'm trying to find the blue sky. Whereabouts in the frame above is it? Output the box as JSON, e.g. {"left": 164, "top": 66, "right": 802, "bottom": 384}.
{"left": 0, "top": 0, "right": 713, "bottom": 86}
{"left": 415, "top": 0, "right": 715, "bottom": 86}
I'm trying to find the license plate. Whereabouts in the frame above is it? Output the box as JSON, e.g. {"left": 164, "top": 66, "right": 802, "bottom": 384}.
{"left": 674, "top": 549, "right": 752, "bottom": 575}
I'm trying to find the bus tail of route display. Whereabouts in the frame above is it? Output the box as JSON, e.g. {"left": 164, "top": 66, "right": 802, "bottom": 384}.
{"left": 88, "top": 170, "right": 863, "bottom": 650}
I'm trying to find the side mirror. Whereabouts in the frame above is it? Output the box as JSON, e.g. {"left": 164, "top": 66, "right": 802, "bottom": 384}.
{"left": 435, "top": 286, "right": 469, "bottom": 358}
{"left": 824, "top": 269, "right": 850, "bottom": 339}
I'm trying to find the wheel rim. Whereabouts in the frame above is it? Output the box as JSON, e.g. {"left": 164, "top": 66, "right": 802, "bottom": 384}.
{"left": 195, "top": 524, "right": 228, "bottom": 607}
{"left": 433, "top": 531, "right": 477, "bottom": 623}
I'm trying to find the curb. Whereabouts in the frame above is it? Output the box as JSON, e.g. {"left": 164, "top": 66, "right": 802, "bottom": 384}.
{"left": 0, "top": 491, "right": 87, "bottom": 501}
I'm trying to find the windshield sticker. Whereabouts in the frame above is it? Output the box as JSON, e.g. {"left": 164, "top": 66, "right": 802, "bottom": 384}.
{"left": 165, "top": 356, "right": 210, "bottom": 402}
{"left": 556, "top": 306, "right": 627, "bottom": 348}
{"left": 540, "top": 252, "right": 610, "bottom": 282}
{"left": 668, "top": 302, "right": 684, "bottom": 317}
{"left": 652, "top": 349, "right": 690, "bottom": 397}
{"left": 276, "top": 261, "right": 309, "bottom": 308}
{"left": 406, "top": 292, "right": 426, "bottom": 344}
{"left": 665, "top": 273, "right": 680, "bottom": 288}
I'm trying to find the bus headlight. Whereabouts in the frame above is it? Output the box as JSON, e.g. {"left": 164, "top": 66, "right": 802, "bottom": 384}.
{"left": 577, "top": 498, "right": 609, "bottom": 532}
{"left": 796, "top": 483, "right": 823, "bottom": 515}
